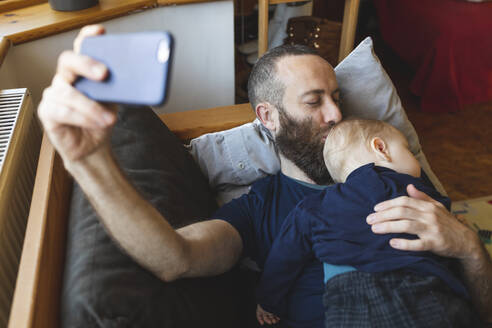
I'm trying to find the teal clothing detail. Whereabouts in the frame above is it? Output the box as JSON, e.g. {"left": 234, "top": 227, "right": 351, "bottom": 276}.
{"left": 286, "top": 176, "right": 328, "bottom": 191}
{"left": 323, "top": 263, "right": 356, "bottom": 283}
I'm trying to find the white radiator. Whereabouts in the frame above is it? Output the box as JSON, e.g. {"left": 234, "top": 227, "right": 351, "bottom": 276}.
{"left": 0, "top": 89, "right": 41, "bottom": 327}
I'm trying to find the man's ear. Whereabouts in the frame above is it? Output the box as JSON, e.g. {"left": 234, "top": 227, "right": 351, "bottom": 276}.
{"left": 370, "top": 137, "right": 391, "bottom": 162}
{"left": 256, "top": 102, "right": 277, "bottom": 131}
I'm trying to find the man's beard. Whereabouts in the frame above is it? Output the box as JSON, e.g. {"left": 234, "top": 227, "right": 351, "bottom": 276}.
{"left": 275, "top": 110, "right": 334, "bottom": 185}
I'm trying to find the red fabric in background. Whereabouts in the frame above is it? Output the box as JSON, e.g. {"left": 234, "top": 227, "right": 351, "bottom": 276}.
{"left": 373, "top": 0, "right": 492, "bottom": 113}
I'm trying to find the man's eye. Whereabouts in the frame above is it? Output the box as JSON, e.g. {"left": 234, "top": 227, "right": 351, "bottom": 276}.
{"left": 306, "top": 100, "right": 321, "bottom": 106}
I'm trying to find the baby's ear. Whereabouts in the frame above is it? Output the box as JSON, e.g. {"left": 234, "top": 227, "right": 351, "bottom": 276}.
{"left": 370, "top": 137, "right": 391, "bottom": 162}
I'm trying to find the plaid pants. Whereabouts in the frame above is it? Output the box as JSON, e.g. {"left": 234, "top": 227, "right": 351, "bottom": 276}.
{"left": 323, "top": 270, "right": 482, "bottom": 328}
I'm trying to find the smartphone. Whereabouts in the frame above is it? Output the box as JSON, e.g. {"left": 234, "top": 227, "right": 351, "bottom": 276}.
{"left": 74, "top": 31, "right": 173, "bottom": 106}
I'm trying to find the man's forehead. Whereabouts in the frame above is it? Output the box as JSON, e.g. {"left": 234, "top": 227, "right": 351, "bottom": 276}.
{"left": 276, "top": 55, "right": 337, "bottom": 89}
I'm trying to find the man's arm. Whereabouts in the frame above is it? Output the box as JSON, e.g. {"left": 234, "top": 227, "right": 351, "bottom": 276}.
{"left": 366, "top": 184, "right": 492, "bottom": 322}
{"left": 38, "top": 24, "right": 243, "bottom": 282}
{"left": 68, "top": 147, "right": 243, "bottom": 281}
{"left": 459, "top": 238, "right": 492, "bottom": 322}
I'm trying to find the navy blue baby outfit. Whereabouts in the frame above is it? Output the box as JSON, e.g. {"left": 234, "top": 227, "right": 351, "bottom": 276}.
{"left": 257, "top": 164, "right": 479, "bottom": 328}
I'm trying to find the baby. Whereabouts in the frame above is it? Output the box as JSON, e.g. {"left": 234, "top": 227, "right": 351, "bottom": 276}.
{"left": 256, "top": 119, "right": 479, "bottom": 327}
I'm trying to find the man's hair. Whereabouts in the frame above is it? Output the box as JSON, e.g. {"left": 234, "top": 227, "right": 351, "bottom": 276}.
{"left": 323, "top": 118, "right": 402, "bottom": 182}
{"left": 247, "top": 44, "right": 319, "bottom": 111}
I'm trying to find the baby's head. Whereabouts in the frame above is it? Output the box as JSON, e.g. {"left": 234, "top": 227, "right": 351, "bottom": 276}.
{"left": 323, "top": 118, "right": 421, "bottom": 183}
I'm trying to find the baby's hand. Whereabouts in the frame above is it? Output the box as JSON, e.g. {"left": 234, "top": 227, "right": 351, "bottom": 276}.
{"left": 256, "top": 304, "right": 280, "bottom": 326}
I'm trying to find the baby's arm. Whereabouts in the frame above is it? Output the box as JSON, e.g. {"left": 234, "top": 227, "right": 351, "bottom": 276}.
{"left": 256, "top": 304, "right": 280, "bottom": 326}
{"left": 256, "top": 206, "right": 313, "bottom": 317}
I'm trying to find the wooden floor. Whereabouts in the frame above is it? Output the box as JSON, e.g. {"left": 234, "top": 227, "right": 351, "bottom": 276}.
{"left": 373, "top": 39, "right": 492, "bottom": 201}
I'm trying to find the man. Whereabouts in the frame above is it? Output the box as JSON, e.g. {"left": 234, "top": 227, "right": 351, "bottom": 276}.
{"left": 38, "top": 25, "right": 492, "bottom": 327}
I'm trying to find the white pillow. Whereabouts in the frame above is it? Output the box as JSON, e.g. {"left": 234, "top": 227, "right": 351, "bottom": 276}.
{"left": 188, "top": 37, "right": 446, "bottom": 205}
{"left": 336, "top": 37, "right": 421, "bottom": 155}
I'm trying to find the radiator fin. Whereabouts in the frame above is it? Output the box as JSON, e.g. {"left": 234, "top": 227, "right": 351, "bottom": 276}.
{"left": 0, "top": 89, "right": 41, "bottom": 327}
{"left": 0, "top": 93, "right": 22, "bottom": 173}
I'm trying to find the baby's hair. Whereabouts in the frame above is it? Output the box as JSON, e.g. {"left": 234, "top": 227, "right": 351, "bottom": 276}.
{"left": 323, "top": 118, "right": 402, "bottom": 183}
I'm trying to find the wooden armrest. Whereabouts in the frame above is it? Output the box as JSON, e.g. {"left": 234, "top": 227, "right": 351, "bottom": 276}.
{"left": 8, "top": 135, "right": 72, "bottom": 328}
{"left": 159, "top": 103, "right": 256, "bottom": 141}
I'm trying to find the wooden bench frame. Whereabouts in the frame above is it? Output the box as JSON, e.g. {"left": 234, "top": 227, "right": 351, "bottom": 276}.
{"left": 8, "top": 104, "right": 256, "bottom": 328}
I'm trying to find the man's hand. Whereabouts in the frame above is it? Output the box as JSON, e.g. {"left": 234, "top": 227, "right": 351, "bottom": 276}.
{"left": 366, "top": 184, "right": 477, "bottom": 259}
{"left": 256, "top": 304, "right": 280, "bottom": 326}
{"left": 38, "top": 24, "right": 117, "bottom": 165}
{"left": 367, "top": 184, "right": 492, "bottom": 322}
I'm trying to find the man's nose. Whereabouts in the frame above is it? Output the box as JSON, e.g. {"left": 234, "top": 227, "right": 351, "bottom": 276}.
{"left": 320, "top": 101, "right": 342, "bottom": 125}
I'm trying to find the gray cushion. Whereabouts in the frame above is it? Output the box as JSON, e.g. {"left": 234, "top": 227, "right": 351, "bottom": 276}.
{"left": 61, "top": 105, "right": 246, "bottom": 328}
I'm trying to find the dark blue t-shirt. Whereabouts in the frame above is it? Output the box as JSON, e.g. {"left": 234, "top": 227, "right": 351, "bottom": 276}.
{"left": 211, "top": 172, "right": 326, "bottom": 328}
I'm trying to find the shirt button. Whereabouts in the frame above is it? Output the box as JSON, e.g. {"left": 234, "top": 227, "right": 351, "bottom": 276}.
{"left": 238, "top": 162, "right": 245, "bottom": 169}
